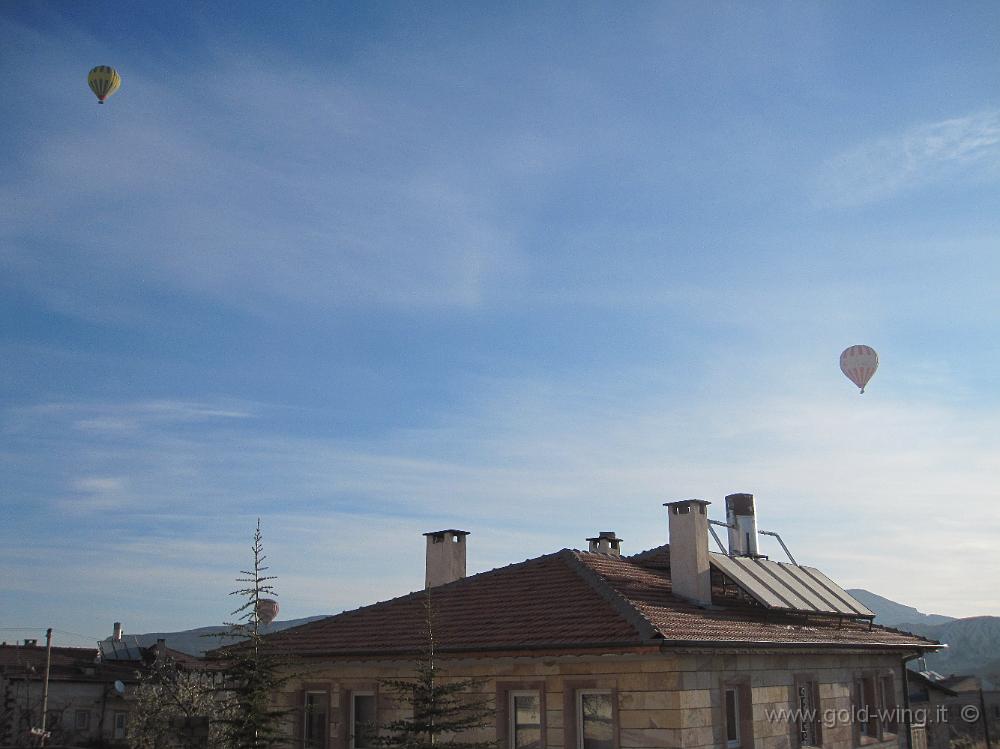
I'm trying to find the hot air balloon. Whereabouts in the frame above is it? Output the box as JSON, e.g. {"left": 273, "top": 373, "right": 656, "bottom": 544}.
{"left": 840, "top": 345, "right": 878, "bottom": 393}
{"left": 256, "top": 598, "right": 279, "bottom": 625}
{"left": 88, "top": 66, "right": 121, "bottom": 104}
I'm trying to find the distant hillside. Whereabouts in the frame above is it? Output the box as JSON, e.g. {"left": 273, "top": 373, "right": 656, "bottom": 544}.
{"left": 102, "top": 616, "right": 328, "bottom": 657}
{"left": 894, "top": 617, "right": 1000, "bottom": 680}
{"left": 847, "top": 590, "right": 1000, "bottom": 681}
{"left": 847, "top": 589, "right": 955, "bottom": 627}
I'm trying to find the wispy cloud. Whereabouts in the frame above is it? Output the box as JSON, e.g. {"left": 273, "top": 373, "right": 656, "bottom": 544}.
{"left": 819, "top": 111, "right": 1000, "bottom": 205}
{"left": 5, "top": 3, "right": 1000, "bottom": 641}
{"left": 3, "top": 369, "right": 999, "bottom": 630}
{"left": 6, "top": 400, "right": 253, "bottom": 435}
{"left": 0, "top": 21, "right": 531, "bottom": 322}
{"left": 59, "top": 476, "right": 130, "bottom": 512}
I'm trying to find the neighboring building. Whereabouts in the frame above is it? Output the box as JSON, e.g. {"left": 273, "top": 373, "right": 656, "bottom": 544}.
{"left": 0, "top": 624, "right": 197, "bottom": 747}
{"left": 263, "top": 494, "right": 940, "bottom": 749}
{"left": 905, "top": 670, "right": 957, "bottom": 749}
{"left": 931, "top": 675, "right": 999, "bottom": 749}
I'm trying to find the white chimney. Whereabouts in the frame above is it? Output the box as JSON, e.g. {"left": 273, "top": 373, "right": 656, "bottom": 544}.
{"left": 587, "top": 531, "right": 622, "bottom": 556}
{"left": 112, "top": 622, "right": 123, "bottom": 642}
{"left": 423, "top": 529, "right": 469, "bottom": 588}
{"left": 664, "top": 499, "right": 713, "bottom": 606}
{"left": 725, "top": 493, "right": 760, "bottom": 557}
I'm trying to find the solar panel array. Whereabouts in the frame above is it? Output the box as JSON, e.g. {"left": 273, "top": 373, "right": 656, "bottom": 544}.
{"left": 710, "top": 553, "right": 875, "bottom": 617}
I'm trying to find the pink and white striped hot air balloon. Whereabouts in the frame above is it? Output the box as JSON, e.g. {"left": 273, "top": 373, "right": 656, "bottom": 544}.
{"left": 840, "top": 345, "right": 878, "bottom": 393}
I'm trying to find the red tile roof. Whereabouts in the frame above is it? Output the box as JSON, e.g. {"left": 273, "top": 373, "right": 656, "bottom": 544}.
{"left": 580, "top": 549, "right": 934, "bottom": 649}
{"left": 260, "top": 546, "right": 938, "bottom": 658}
{"left": 0, "top": 644, "right": 138, "bottom": 683}
{"left": 0, "top": 644, "right": 98, "bottom": 671}
{"left": 263, "top": 552, "right": 643, "bottom": 657}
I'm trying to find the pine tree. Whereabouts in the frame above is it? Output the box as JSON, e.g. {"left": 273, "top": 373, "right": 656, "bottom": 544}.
{"left": 377, "top": 594, "right": 497, "bottom": 749}
{"left": 213, "top": 519, "right": 292, "bottom": 749}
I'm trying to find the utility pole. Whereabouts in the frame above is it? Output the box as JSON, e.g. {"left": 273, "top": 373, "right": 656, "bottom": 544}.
{"left": 38, "top": 628, "right": 52, "bottom": 747}
{"left": 980, "top": 687, "right": 993, "bottom": 749}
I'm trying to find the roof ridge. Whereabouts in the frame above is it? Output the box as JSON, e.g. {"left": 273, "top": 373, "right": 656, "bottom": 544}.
{"left": 561, "top": 550, "right": 662, "bottom": 643}
{"left": 255, "top": 550, "right": 577, "bottom": 645}
{"left": 626, "top": 543, "right": 670, "bottom": 562}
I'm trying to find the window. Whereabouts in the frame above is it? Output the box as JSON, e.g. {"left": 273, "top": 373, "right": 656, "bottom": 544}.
{"left": 509, "top": 691, "right": 541, "bottom": 749}
{"left": 879, "top": 676, "right": 897, "bottom": 735}
{"left": 498, "top": 681, "right": 545, "bottom": 749}
{"left": 304, "top": 691, "right": 329, "bottom": 749}
{"left": 74, "top": 710, "right": 90, "bottom": 730}
{"left": 577, "top": 690, "right": 614, "bottom": 749}
{"left": 854, "top": 675, "right": 879, "bottom": 741}
{"left": 724, "top": 688, "right": 740, "bottom": 749}
{"left": 855, "top": 679, "right": 870, "bottom": 738}
{"left": 720, "top": 680, "right": 752, "bottom": 749}
{"left": 113, "top": 711, "right": 127, "bottom": 740}
{"left": 794, "top": 679, "right": 820, "bottom": 747}
{"left": 351, "top": 692, "right": 377, "bottom": 749}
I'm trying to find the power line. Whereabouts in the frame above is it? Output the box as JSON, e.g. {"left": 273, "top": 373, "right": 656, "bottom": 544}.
{"left": 0, "top": 627, "right": 102, "bottom": 643}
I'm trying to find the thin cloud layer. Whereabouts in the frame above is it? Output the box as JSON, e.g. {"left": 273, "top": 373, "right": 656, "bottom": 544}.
{"left": 3, "top": 371, "right": 998, "bottom": 632}
{"left": 820, "top": 111, "right": 1000, "bottom": 206}
{"left": 4, "top": 3, "right": 1000, "bottom": 641}
{"left": 0, "top": 22, "right": 522, "bottom": 319}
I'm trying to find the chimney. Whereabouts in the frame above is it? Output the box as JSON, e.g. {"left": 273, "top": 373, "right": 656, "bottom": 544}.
{"left": 587, "top": 531, "right": 622, "bottom": 556}
{"left": 664, "top": 499, "right": 713, "bottom": 606}
{"left": 725, "top": 493, "right": 760, "bottom": 557}
{"left": 423, "top": 529, "right": 470, "bottom": 588}
{"left": 113, "top": 622, "right": 123, "bottom": 642}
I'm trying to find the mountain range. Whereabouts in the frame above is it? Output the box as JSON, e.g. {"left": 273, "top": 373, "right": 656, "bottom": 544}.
{"left": 847, "top": 589, "right": 1000, "bottom": 680}
{"left": 103, "top": 616, "right": 327, "bottom": 657}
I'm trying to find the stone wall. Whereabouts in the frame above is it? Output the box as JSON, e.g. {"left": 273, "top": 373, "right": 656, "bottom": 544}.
{"left": 280, "top": 649, "right": 909, "bottom": 749}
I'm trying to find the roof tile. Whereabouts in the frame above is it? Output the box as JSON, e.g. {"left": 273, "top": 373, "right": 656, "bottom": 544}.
{"left": 261, "top": 546, "right": 937, "bottom": 657}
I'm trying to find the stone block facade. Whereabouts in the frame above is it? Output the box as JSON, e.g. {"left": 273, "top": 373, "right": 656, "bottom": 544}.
{"left": 279, "top": 649, "right": 910, "bottom": 749}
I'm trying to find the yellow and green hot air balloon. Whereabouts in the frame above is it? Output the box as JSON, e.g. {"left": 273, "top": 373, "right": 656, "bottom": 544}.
{"left": 88, "top": 66, "right": 121, "bottom": 104}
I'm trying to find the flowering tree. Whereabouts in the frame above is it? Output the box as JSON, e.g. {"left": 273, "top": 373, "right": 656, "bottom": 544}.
{"left": 128, "top": 655, "right": 225, "bottom": 749}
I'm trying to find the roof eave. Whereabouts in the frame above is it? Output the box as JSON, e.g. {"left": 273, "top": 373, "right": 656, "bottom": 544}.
{"left": 657, "top": 639, "right": 942, "bottom": 652}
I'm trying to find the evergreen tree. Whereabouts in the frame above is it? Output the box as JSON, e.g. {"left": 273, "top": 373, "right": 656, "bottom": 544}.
{"left": 213, "top": 519, "right": 292, "bottom": 749}
{"left": 377, "top": 594, "right": 497, "bottom": 749}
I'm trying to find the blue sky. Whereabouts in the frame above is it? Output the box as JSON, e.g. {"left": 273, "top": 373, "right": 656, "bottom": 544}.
{"left": 3, "top": 1, "right": 1000, "bottom": 646}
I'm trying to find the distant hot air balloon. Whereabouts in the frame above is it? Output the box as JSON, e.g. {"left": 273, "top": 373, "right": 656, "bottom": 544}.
{"left": 88, "top": 66, "right": 121, "bottom": 104}
{"left": 840, "top": 345, "right": 878, "bottom": 393}
{"left": 256, "top": 598, "right": 279, "bottom": 625}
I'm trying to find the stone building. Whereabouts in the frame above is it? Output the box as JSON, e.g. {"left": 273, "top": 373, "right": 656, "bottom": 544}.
{"left": 906, "top": 670, "right": 957, "bottom": 749}
{"left": 0, "top": 625, "right": 196, "bottom": 747}
{"left": 934, "top": 675, "right": 998, "bottom": 749}
{"left": 266, "top": 495, "right": 938, "bottom": 749}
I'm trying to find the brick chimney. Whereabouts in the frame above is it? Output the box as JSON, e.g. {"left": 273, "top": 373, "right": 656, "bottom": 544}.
{"left": 423, "top": 529, "right": 469, "bottom": 588}
{"left": 664, "top": 499, "right": 713, "bottom": 606}
{"left": 586, "top": 531, "right": 622, "bottom": 555}
{"left": 725, "top": 492, "right": 760, "bottom": 557}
